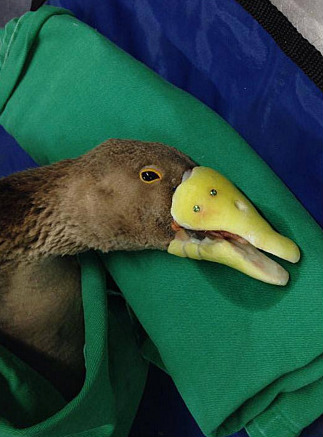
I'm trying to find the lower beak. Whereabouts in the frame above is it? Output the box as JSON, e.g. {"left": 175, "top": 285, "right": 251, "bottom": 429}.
{"left": 168, "top": 167, "right": 300, "bottom": 286}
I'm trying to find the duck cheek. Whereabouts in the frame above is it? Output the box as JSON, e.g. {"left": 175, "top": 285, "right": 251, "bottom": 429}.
{"left": 143, "top": 214, "right": 173, "bottom": 250}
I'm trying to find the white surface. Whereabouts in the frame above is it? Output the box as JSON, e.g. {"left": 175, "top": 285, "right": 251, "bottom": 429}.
{"left": 0, "top": 0, "right": 31, "bottom": 27}
{"left": 270, "top": 0, "right": 323, "bottom": 54}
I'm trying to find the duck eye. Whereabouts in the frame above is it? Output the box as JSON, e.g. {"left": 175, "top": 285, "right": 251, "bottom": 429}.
{"left": 139, "top": 168, "right": 162, "bottom": 184}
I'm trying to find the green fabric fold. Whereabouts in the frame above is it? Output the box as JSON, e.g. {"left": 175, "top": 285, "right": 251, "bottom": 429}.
{"left": 0, "top": 6, "right": 322, "bottom": 437}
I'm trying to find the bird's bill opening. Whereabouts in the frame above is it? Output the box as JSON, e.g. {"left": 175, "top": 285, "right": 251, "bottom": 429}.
{"left": 168, "top": 167, "right": 300, "bottom": 286}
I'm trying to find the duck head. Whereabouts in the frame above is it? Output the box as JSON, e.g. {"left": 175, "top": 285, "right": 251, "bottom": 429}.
{"left": 1, "top": 139, "right": 299, "bottom": 285}
{"left": 71, "top": 139, "right": 299, "bottom": 285}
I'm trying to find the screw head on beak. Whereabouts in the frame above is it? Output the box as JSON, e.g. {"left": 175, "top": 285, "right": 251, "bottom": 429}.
{"left": 193, "top": 205, "right": 201, "bottom": 213}
{"left": 210, "top": 189, "right": 217, "bottom": 196}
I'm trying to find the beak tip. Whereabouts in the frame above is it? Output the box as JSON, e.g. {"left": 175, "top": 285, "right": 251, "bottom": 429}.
{"left": 290, "top": 245, "right": 301, "bottom": 264}
{"left": 280, "top": 272, "right": 290, "bottom": 286}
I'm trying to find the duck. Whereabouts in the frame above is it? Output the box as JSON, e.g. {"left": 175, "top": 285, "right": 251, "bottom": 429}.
{"left": 0, "top": 138, "right": 300, "bottom": 400}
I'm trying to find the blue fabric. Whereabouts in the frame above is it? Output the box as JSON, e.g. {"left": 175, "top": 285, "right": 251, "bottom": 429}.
{"left": 47, "top": 0, "right": 323, "bottom": 229}
{"left": 0, "top": 126, "right": 37, "bottom": 177}
{"left": 3, "top": 0, "right": 323, "bottom": 434}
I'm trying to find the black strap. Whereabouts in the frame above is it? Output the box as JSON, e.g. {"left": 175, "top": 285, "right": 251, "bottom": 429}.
{"left": 30, "top": 0, "right": 47, "bottom": 11}
{"left": 235, "top": 0, "right": 323, "bottom": 91}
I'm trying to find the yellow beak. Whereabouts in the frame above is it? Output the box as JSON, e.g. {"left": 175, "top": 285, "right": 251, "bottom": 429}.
{"left": 168, "top": 167, "right": 300, "bottom": 286}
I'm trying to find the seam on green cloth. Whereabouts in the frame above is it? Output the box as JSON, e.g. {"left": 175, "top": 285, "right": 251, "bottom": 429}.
{"left": 215, "top": 354, "right": 323, "bottom": 437}
{"left": 0, "top": 25, "right": 6, "bottom": 60}
{"left": 2, "top": 16, "right": 24, "bottom": 68}
{"left": 275, "top": 406, "right": 302, "bottom": 434}
{"left": 0, "top": 20, "right": 10, "bottom": 66}
{"left": 247, "top": 404, "right": 301, "bottom": 437}
{"left": 0, "top": 6, "right": 73, "bottom": 115}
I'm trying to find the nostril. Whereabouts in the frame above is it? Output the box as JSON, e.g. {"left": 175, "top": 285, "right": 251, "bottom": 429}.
{"left": 235, "top": 200, "right": 248, "bottom": 211}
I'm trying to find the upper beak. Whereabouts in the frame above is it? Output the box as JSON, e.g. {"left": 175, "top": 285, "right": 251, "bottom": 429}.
{"left": 168, "top": 167, "right": 300, "bottom": 286}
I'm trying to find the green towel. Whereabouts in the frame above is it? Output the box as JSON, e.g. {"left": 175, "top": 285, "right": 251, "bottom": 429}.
{"left": 0, "top": 6, "right": 322, "bottom": 437}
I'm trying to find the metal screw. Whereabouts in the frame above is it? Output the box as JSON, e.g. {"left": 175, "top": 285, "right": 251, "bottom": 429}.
{"left": 210, "top": 189, "right": 217, "bottom": 196}
{"left": 193, "top": 205, "right": 201, "bottom": 212}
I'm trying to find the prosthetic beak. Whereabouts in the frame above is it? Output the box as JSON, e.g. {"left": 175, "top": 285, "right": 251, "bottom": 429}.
{"left": 168, "top": 167, "right": 300, "bottom": 286}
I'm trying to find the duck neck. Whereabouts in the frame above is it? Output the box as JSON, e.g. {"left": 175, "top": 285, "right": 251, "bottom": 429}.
{"left": 0, "top": 159, "right": 95, "bottom": 264}
{"left": 0, "top": 255, "right": 85, "bottom": 399}
{"left": 0, "top": 160, "right": 89, "bottom": 398}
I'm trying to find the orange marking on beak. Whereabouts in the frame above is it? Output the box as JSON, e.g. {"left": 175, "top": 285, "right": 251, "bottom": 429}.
{"left": 171, "top": 221, "right": 182, "bottom": 232}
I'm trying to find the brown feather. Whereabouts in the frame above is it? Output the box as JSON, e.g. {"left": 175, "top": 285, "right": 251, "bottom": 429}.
{"left": 0, "top": 139, "right": 195, "bottom": 401}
